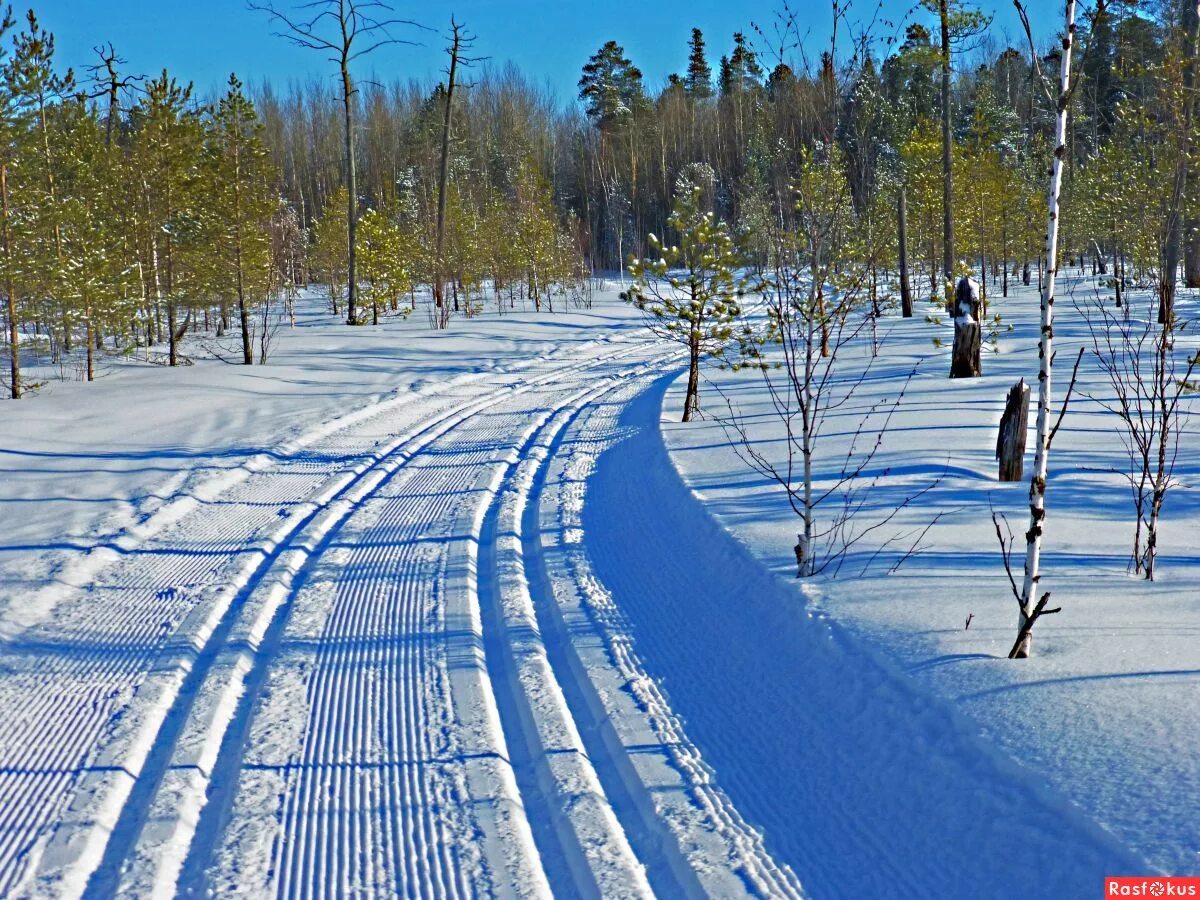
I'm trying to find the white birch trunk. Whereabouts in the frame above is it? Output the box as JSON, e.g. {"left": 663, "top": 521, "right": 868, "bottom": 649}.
{"left": 1017, "top": 0, "right": 1077, "bottom": 658}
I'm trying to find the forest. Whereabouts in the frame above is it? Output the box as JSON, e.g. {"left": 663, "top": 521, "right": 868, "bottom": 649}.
{"left": 0, "top": 1, "right": 1193, "bottom": 382}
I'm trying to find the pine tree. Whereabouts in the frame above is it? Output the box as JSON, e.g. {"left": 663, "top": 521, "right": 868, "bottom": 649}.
{"left": 53, "top": 97, "right": 135, "bottom": 381}
{"left": 312, "top": 187, "right": 350, "bottom": 315}
{"left": 624, "top": 186, "right": 747, "bottom": 421}
{"left": 130, "top": 72, "right": 205, "bottom": 366}
{"left": 208, "top": 74, "right": 277, "bottom": 364}
{"left": 579, "top": 41, "right": 646, "bottom": 130}
{"left": 0, "top": 8, "right": 24, "bottom": 398}
{"left": 720, "top": 33, "right": 762, "bottom": 95}
{"left": 882, "top": 25, "right": 939, "bottom": 137}
{"left": 9, "top": 10, "right": 75, "bottom": 357}
{"left": 358, "top": 203, "right": 414, "bottom": 323}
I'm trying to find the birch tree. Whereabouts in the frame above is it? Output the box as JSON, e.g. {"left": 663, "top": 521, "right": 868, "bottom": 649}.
{"left": 1012, "top": 0, "right": 1077, "bottom": 659}
{"left": 729, "top": 146, "right": 932, "bottom": 577}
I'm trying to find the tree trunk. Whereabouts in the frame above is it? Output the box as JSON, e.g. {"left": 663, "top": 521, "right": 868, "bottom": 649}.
{"left": 85, "top": 298, "right": 95, "bottom": 382}
{"left": 939, "top": 0, "right": 955, "bottom": 307}
{"left": 1186, "top": 215, "right": 1200, "bottom": 287}
{"left": 167, "top": 299, "right": 177, "bottom": 367}
{"left": 899, "top": 185, "right": 913, "bottom": 318}
{"left": 1016, "top": 0, "right": 1077, "bottom": 659}
{"left": 950, "top": 276, "right": 981, "bottom": 378}
{"left": 433, "top": 22, "right": 462, "bottom": 322}
{"left": 1162, "top": 0, "right": 1200, "bottom": 323}
{"left": 682, "top": 332, "right": 700, "bottom": 423}
{"left": 341, "top": 57, "right": 359, "bottom": 325}
{"left": 235, "top": 182, "right": 253, "bottom": 364}
{"left": 996, "top": 379, "right": 1030, "bottom": 481}
{"left": 239, "top": 296, "right": 253, "bottom": 365}
{"left": 2, "top": 163, "right": 18, "bottom": 399}
{"left": 1002, "top": 210, "right": 1009, "bottom": 297}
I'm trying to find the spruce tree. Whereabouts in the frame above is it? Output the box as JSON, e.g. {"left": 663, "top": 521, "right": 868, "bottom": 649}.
{"left": 685, "top": 28, "right": 713, "bottom": 99}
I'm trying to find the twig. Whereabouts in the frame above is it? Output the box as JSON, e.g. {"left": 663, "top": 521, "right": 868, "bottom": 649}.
{"left": 1048, "top": 346, "right": 1086, "bottom": 448}
{"left": 990, "top": 507, "right": 1022, "bottom": 605}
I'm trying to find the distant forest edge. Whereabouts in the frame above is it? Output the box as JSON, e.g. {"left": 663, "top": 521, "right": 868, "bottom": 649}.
{"left": 0, "top": 0, "right": 1195, "bottom": 397}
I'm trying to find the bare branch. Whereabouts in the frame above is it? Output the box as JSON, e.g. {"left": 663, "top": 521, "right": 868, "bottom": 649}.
{"left": 1047, "top": 346, "right": 1085, "bottom": 449}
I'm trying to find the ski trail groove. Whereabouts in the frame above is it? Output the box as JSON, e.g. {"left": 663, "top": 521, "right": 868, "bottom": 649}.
{"left": 474, "top": 373, "right": 655, "bottom": 898}
{"left": 0, "top": 342, "right": 632, "bottom": 897}
{"left": 519, "top": 385, "right": 710, "bottom": 900}
{"left": 100, "top": 344, "right": 641, "bottom": 898}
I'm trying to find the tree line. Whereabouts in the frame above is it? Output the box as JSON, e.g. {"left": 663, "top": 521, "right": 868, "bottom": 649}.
{"left": 4, "top": 0, "right": 1200, "bottom": 397}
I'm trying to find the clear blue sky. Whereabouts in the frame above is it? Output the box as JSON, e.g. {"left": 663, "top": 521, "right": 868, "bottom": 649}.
{"left": 45, "top": 1, "right": 1052, "bottom": 103}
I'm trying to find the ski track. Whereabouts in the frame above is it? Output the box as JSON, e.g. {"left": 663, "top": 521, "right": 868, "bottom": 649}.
{"left": 0, "top": 333, "right": 804, "bottom": 899}
{"left": 0, "top": 338, "right": 625, "bottom": 897}
{"left": 536, "top": 383, "right": 805, "bottom": 900}
{"left": 581, "top": 374, "right": 1147, "bottom": 900}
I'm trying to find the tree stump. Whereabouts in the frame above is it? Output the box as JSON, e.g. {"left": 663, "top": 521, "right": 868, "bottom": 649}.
{"left": 996, "top": 378, "right": 1030, "bottom": 481}
{"left": 950, "top": 276, "right": 982, "bottom": 378}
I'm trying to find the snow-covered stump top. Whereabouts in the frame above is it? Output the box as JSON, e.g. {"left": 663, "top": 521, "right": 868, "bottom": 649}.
{"left": 954, "top": 276, "right": 980, "bottom": 324}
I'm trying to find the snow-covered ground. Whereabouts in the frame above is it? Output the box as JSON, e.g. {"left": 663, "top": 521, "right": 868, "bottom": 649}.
{"left": 0, "top": 278, "right": 1194, "bottom": 898}
{"left": 664, "top": 273, "right": 1200, "bottom": 884}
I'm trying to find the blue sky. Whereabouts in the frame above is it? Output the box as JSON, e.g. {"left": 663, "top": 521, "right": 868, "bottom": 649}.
{"left": 46, "top": 1, "right": 1052, "bottom": 104}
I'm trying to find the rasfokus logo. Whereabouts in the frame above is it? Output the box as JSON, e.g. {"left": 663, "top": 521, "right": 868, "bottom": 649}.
{"left": 1106, "top": 878, "right": 1200, "bottom": 897}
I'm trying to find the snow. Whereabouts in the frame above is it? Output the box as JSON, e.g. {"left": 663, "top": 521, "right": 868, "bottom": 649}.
{"left": 663, "top": 272, "right": 1200, "bottom": 881}
{"left": 0, "top": 275, "right": 1195, "bottom": 897}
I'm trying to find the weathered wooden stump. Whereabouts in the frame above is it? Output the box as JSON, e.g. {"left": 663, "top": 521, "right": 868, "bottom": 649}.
{"left": 996, "top": 378, "right": 1030, "bottom": 481}
{"left": 950, "top": 276, "right": 982, "bottom": 379}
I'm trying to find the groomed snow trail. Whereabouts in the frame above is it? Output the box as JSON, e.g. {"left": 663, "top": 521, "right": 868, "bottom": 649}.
{"left": 0, "top": 333, "right": 799, "bottom": 898}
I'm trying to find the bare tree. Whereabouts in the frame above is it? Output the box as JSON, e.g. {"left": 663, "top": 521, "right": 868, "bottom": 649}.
{"left": 432, "top": 16, "right": 481, "bottom": 328}
{"left": 84, "top": 44, "right": 144, "bottom": 148}
{"left": 250, "top": 0, "right": 420, "bottom": 325}
{"left": 1077, "top": 289, "right": 1197, "bottom": 580}
{"left": 727, "top": 147, "right": 936, "bottom": 576}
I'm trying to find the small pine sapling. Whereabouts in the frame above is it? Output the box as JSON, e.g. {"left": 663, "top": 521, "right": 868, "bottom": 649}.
{"left": 623, "top": 186, "right": 748, "bottom": 422}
